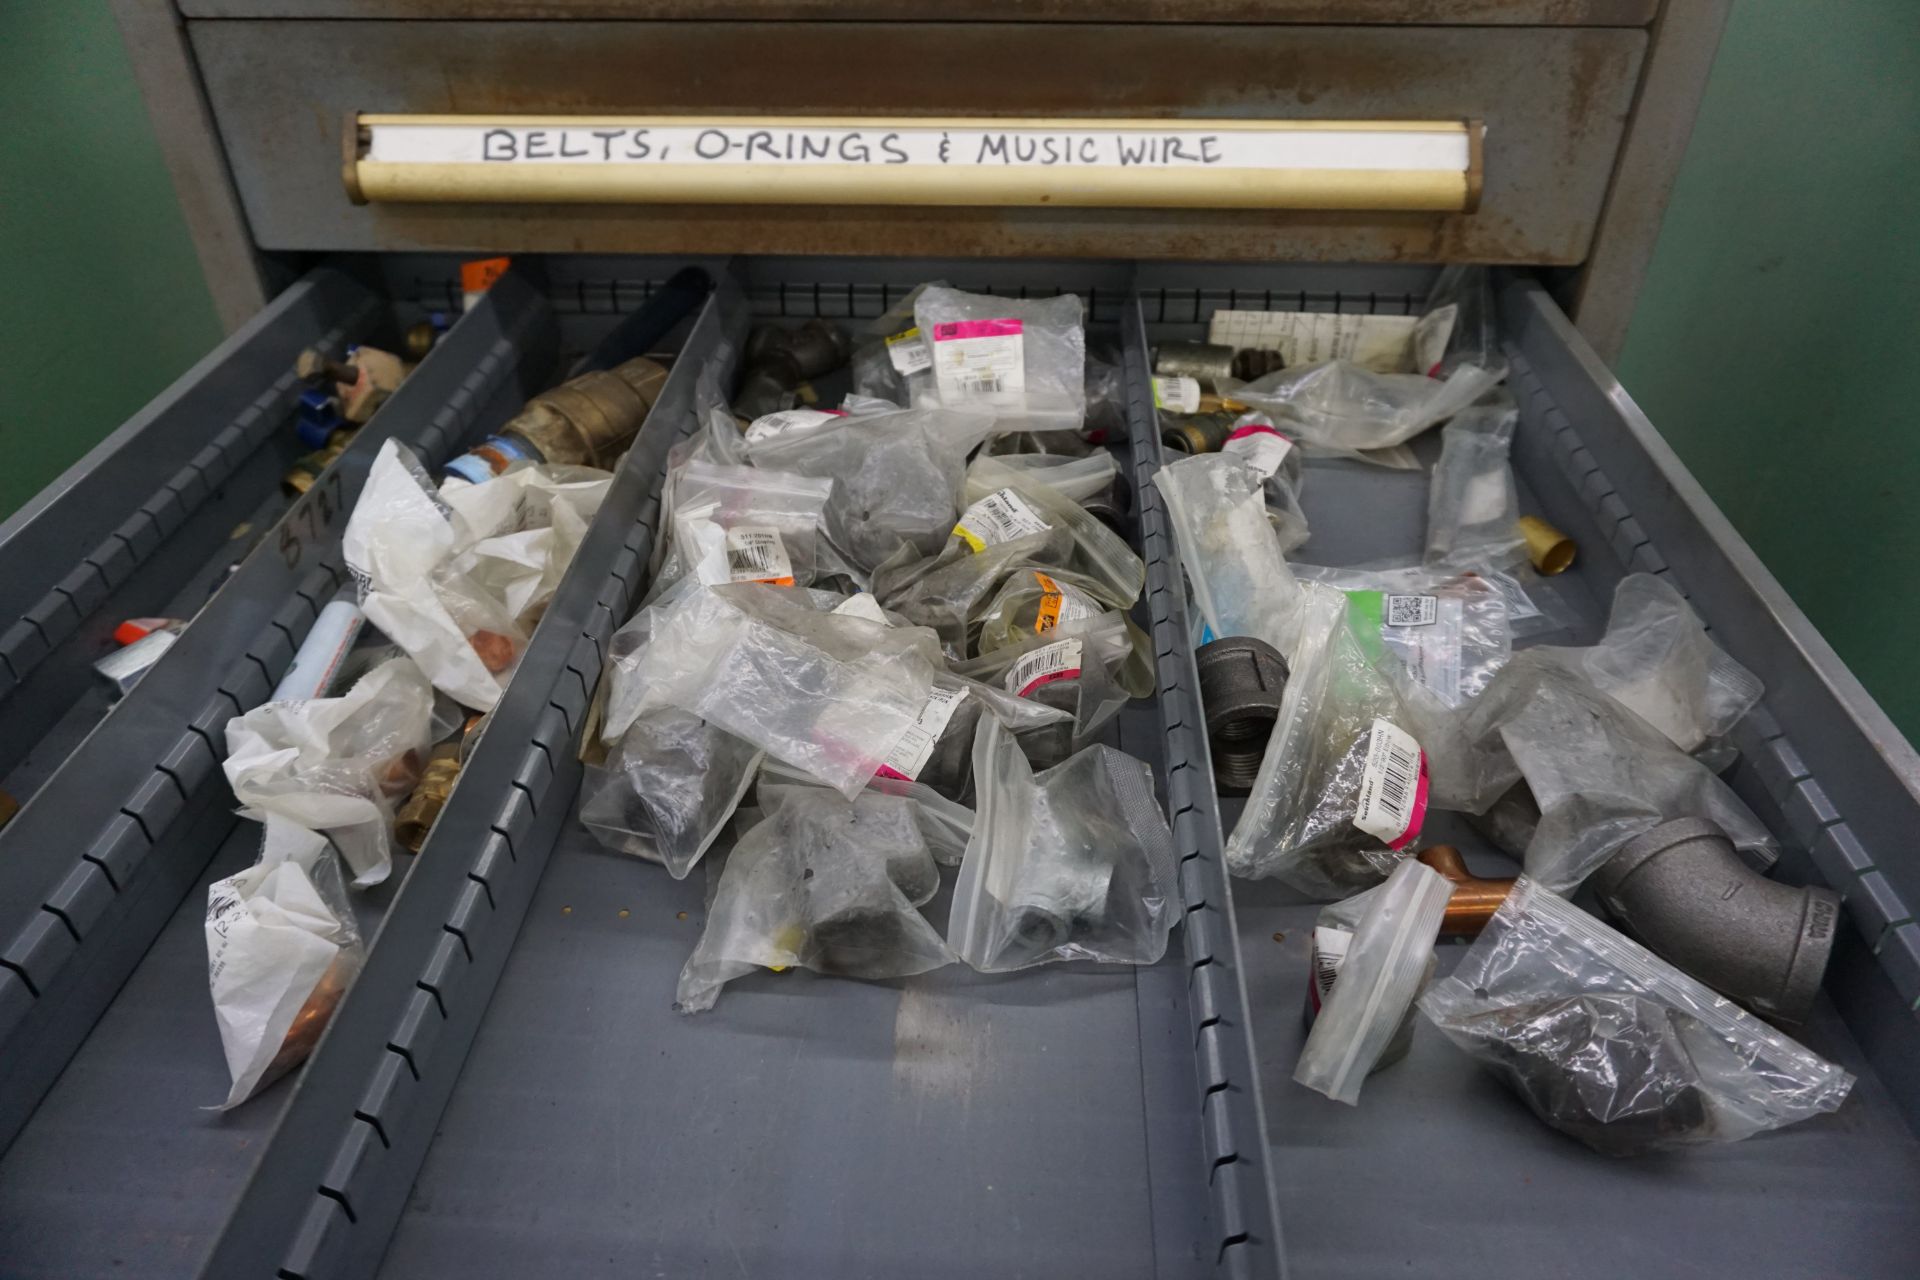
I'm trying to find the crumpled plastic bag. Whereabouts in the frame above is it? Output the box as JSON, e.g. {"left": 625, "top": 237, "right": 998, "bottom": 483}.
{"left": 957, "top": 610, "right": 1151, "bottom": 769}
{"left": 675, "top": 785, "right": 955, "bottom": 1012}
{"left": 666, "top": 459, "right": 836, "bottom": 591}
{"left": 580, "top": 710, "right": 763, "bottom": 879}
{"left": 850, "top": 281, "right": 945, "bottom": 409}
{"left": 1153, "top": 451, "right": 1313, "bottom": 659}
{"left": 1424, "top": 394, "right": 1528, "bottom": 574}
{"left": 1527, "top": 574, "right": 1763, "bottom": 753}
{"left": 1288, "top": 564, "right": 1512, "bottom": 709}
{"left": 1432, "top": 649, "right": 1776, "bottom": 893}
{"left": 1229, "top": 359, "right": 1506, "bottom": 466}
{"left": 947, "top": 717, "right": 1179, "bottom": 971}
{"left": 1215, "top": 412, "right": 1310, "bottom": 554}
{"left": 223, "top": 655, "right": 436, "bottom": 887}
{"left": 1225, "top": 588, "right": 1446, "bottom": 898}
{"left": 747, "top": 399, "right": 994, "bottom": 575}
{"left": 343, "top": 439, "right": 613, "bottom": 709}
{"left": 1420, "top": 878, "right": 1852, "bottom": 1154}
{"left": 913, "top": 286, "right": 1087, "bottom": 435}
{"left": 205, "top": 818, "right": 365, "bottom": 1108}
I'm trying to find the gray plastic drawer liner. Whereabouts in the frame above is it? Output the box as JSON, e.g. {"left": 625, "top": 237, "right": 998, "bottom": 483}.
{"left": 1, "top": 258, "right": 1916, "bottom": 1280}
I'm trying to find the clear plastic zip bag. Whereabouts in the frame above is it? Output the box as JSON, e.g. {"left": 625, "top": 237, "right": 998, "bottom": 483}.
{"left": 1228, "top": 359, "right": 1506, "bottom": 466}
{"left": 956, "top": 610, "right": 1151, "bottom": 769}
{"left": 1295, "top": 859, "right": 1451, "bottom": 1104}
{"left": 1423, "top": 394, "right": 1528, "bottom": 574}
{"left": 580, "top": 710, "right": 763, "bottom": 879}
{"left": 623, "top": 582, "right": 944, "bottom": 798}
{"left": 1225, "top": 588, "right": 1442, "bottom": 898}
{"left": 987, "top": 451, "right": 1121, "bottom": 506}
{"left": 913, "top": 286, "right": 1087, "bottom": 434}
{"left": 746, "top": 400, "right": 994, "bottom": 575}
{"left": 1420, "top": 878, "right": 1853, "bottom": 1154}
{"left": 972, "top": 565, "right": 1134, "bottom": 655}
{"left": 222, "top": 655, "right": 436, "bottom": 888}
{"left": 1290, "top": 564, "right": 1512, "bottom": 708}
{"left": 1217, "top": 413, "right": 1311, "bottom": 554}
{"left": 964, "top": 456, "right": 1145, "bottom": 605}
{"left": 1437, "top": 650, "right": 1777, "bottom": 893}
{"left": 1529, "top": 574, "right": 1763, "bottom": 753}
{"left": 205, "top": 817, "right": 366, "bottom": 1108}
{"left": 850, "top": 281, "right": 946, "bottom": 408}
{"left": 675, "top": 784, "right": 956, "bottom": 1012}
{"left": 667, "top": 460, "right": 836, "bottom": 591}
{"left": 947, "top": 718, "right": 1179, "bottom": 972}
{"left": 1152, "top": 451, "right": 1311, "bottom": 658}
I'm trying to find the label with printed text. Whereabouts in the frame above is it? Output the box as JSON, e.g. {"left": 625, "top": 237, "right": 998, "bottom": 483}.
{"left": 1152, "top": 375, "right": 1202, "bottom": 414}
{"left": 1032, "top": 571, "right": 1103, "bottom": 634}
{"left": 1384, "top": 594, "right": 1438, "bottom": 628}
{"left": 886, "top": 327, "right": 934, "bottom": 375}
{"left": 745, "top": 407, "right": 846, "bottom": 446}
{"left": 875, "top": 683, "right": 970, "bottom": 782}
{"left": 1221, "top": 418, "right": 1295, "bottom": 479}
{"left": 1352, "top": 718, "right": 1429, "bottom": 850}
{"left": 1004, "top": 637, "right": 1084, "bottom": 698}
{"left": 722, "top": 526, "right": 795, "bottom": 586}
{"left": 952, "top": 487, "right": 1051, "bottom": 553}
{"left": 932, "top": 318, "right": 1025, "bottom": 406}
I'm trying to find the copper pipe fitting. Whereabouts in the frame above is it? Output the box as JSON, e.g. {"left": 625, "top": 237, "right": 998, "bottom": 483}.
{"left": 1416, "top": 844, "right": 1516, "bottom": 937}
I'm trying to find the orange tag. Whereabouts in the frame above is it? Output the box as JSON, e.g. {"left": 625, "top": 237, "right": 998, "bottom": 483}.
{"left": 1034, "top": 571, "right": 1065, "bottom": 634}
{"left": 459, "top": 256, "right": 511, "bottom": 295}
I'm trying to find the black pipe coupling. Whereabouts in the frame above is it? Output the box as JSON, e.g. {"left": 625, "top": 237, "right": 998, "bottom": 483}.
{"left": 1194, "top": 636, "right": 1290, "bottom": 795}
{"left": 1592, "top": 817, "right": 1841, "bottom": 1028}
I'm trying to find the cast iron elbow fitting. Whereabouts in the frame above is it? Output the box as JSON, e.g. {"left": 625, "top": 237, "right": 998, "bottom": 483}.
{"left": 1591, "top": 817, "right": 1841, "bottom": 1028}
{"left": 1194, "top": 636, "right": 1290, "bottom": 794}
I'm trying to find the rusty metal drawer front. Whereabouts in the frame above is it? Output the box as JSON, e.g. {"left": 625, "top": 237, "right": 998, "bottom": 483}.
{"left": 177, "top": 2, "right": 1658, "bottom": 24}
{"left": 187, "top": 20, "right": 1643, "bottom": 265}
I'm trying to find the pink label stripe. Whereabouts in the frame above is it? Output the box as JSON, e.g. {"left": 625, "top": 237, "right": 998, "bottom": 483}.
{"left": 1016, "top": 667, "right": 1082, "bottom": 698}
{"left": 1227, "top": 422, "right": 1292, "bottom": 443}
{"left": 933, "top": 318, "right": 1024, "bottom": 341}
{"left": 1387, "top": 753, "right": 1432, "bottom": 852}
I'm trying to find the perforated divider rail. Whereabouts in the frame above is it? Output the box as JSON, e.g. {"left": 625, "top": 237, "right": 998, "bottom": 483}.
{"left": 0, "top": 272, "right": 558, "bottom": 1155}
{"left": 1122, "top": 295, "right": 1289, "bottom": 1279}
{"left": 197, "top": 281, "right": 737, "bottom": 1280}
{"left": 0, "top": 268, "right": 385, "bottom": 783}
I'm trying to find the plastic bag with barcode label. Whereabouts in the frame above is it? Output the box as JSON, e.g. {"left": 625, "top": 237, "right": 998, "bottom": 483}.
{"left": 1290, "top": 564, "right": 1512, "bottom": 709}
{"left": 946, "top": 717, "right": 1179, "bottom": 972}
{"left": 222, "top": 654, "right": 436, "bottom": 888}
{"left": 914, "top": 287, "right": 1087, "bottom": 434}
{"left": 748, "top": 399, "right": 996, "bottom": 576}
{"left": 957, "top": 610, "right": 1150, "bottom": 769}
{"left": 1226, "top": 357, "right": 1506, "bottom": 466}
{"left": 1218, "top": 412, "right": 1311, "bottom": 554}
{"left": 850, "top": 281, "right": 947, "bottom": 408}
{"left": 1424, "top": 394, "right": 1529, "bottom": 574}
{"left": 675, "top": 784, "right": 956, "bottom": 1012}
{"left": 964, "top": 456, "right": 1144, "bottom": 604}
{"left": 1225, "top": 586, "right": 1446, "bottom": 898}
{"left": 581, "top": 708, "right": 764, "bottom": 879}
{"left": 1152, "top": 451, "right": 1313, "bottom": 660}
{"left": 667, "top": 460, "right": 836, "bottom": 592}
{"left": 1419, "top": 878, "right": 1852, "bottom": 1153}
{"left": 205, "top": 817, "right": 365, "bottom": 1108}
{"left": 973, "top": 565, "right": 1132, "bottom": 655}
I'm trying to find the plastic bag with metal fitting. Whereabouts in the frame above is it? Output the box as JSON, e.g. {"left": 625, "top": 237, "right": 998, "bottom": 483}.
{"left": 956, "top": 610, "right": 1151, "bottom": 771}
{"left": 581, "top": 710, "right": 764, "bottom": 879}
{"left": 1287, "top": 563, "right": 1512, "bottom": 709}
{"left": 1433, "top": 649, "right": 1778, "bottom": 894}
{"left": 850, "top": 281, "right": 946, "bottom": 409}
{"left": 1423, "top": 393, "right": 1529, "bottom": 574}
{"left": 745, "top": 398, "right": 996, "bottom": 576}
{"left": 1296, "top": 858, "right": 1451, "bottom": 1103}
{"left": 674, "top": 784, "right": 956, "bottom": 1013}
{"left": 913, "top": 286, "right": 1087, "bottom": 435}
{"left": 1224, "top": 587, "right": 1444, "bottom": 898}
{"left": 1151, "top": 451, "right": 1312, "bottom": 660}
{"left": 664, "top": 459, "right": 837, "bottom": 591}
{"left": 1420, "top": 878, "right": 1853, "bottom": 1155}
{"left": 963, "top": 456, "right": 1145, "bottom": 606}
{"left": 222, "top": 655, "right": 437, "bottom": 889}
{"left": 946, "top": 717, "right": 1179, "bottom": 973}
{"left": 1226, "top": 357, "right": 1506, "bottom": 467}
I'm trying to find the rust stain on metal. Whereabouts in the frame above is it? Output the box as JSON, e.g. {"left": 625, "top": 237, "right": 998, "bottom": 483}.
{"left": 182, "top": 1, "right": 1658, "bottom": 23}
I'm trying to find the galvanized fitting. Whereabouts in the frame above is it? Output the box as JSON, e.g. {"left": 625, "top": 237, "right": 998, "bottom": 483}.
{"left": 1592, "top": 816, "right": 1841, "bottom": 1027}
{"left": 1195, "top": 636, "right": 1290, "bottom": 794}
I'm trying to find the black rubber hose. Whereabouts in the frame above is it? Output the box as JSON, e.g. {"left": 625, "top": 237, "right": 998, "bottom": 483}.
{"left": 1591, "top": 817, "right": 1842, "bottom": 1028}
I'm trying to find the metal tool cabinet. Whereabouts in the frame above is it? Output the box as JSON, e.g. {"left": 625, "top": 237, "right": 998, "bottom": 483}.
{"left": 3, "top": 1, "right": 1917, "bottom": 1276}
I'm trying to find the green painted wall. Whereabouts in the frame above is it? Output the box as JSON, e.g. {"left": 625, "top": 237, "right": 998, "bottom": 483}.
{"left": 1616, "top": 0, "right": 1920, "bottom": 742}
{"left": 3, "top": 2, "right": 1916, "bottom": 743}
{"left": 0, "top": 2, "right": 222, "bottom": 518}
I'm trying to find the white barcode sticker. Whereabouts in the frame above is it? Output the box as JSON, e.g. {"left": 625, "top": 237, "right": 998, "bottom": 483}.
{"left": 1004, "top": 637, "right": 1084, "bottom": 698}
{"left": 952, "top": 487, "right": 1051, "bottom": 553}
{"left": 1385, "top": 594, "right": 1438, "bottom": 627}
{"left": 875, "top": 683, "right": 970, "bottom": 782}
{"left": 1152, "top": 375, "right": 1202, "bottom": 414}
{"left": 1308, "top": 925, "right": 1353, "bottom": 1015}
{"left": 931, "top": 318, "right": 1026, "bottom": 406}
{"left": 1220, "top": 417, "right": 1295, "bottom": 479}
{"left": 831, "top": 592, "right": 890, "bottom": 625}
{"left": 744, "top": 407, "right": 845, "bottom": 445}
{"left": 722, "top": 526, "right": 795, "bottom": 586}
{"left": 1032, "top": 570, "right": 1102, "bottom": 634}
{"left": 1352, "top": 717, "right": 1429, "bottom": 850}
{"left": 885, "top": 326, "right": 934, "bottom": 375}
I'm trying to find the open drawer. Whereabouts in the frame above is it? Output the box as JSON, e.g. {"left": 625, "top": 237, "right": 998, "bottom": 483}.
{"left": 2, "top": 256, "right": 1917, "bottom": 1280}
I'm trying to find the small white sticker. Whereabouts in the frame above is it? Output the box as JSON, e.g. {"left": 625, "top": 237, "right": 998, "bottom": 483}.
{"left": 721, "top": 526, "right": 794, "bottom": 585}
{"left": 1309, "top": 925, "right": 1353, "bottom": 1015}
{"left": 1004, "top": 637, "right": 1084, "bottom": 698}
{"left": 876, "top": 683, "right": 970, "bottom": 782}
{"left": 1385, "top": 594, "right": 1438, "bottom": 628}
{"left": 931, "top": 318, "right": 1026, "bottom": 407}
{"left": 744, "top": 407, "right": 844, "bottom": 446}
{"left": 1220, "top": 419, "right": 1295, "bottom": 479}
{"left": 885, "top": 327, "right": 934, "bottom": 375}
{"left": 831, "top": 593, "right": 890, "bottom": 625}
{"left": 1353, "top": 718, "right": 1428, "bottom": 850}
{"left": 952, "top": 487, "right": 1051, "bottom": 553}
{"left": 1151, "top": 375, "right": 1202, "bottom": 414}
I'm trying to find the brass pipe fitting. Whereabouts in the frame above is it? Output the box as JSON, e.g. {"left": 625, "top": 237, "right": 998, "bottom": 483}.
{"left": 1516, "top": 515, "right": 1576, "bottom": 575}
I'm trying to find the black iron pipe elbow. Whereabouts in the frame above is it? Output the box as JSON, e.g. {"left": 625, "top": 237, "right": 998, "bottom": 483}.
{"left": 1592, "top": 817, "right": 1841, "bottom": 1028}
